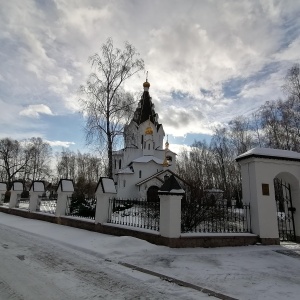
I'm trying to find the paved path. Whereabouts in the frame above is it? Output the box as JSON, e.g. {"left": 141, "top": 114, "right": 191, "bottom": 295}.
{"left": 0, "top": 224, "right": 211, "bottom": 300}
{"left": 1, "top": 212, "right": 300, "bottom": 300}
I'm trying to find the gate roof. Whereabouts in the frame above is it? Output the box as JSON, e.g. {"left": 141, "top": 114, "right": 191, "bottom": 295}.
{"left": 236, "top": 147, "right": 300, "bottom": 162}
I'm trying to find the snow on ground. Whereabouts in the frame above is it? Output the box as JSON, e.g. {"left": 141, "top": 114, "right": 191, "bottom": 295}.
{"left": 0, "top": 212, "right": 300, "bottom": 300}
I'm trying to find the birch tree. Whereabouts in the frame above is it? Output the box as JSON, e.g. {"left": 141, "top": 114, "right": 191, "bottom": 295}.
{"left": 79, "top": 38, "right": 144, "bottom": 178}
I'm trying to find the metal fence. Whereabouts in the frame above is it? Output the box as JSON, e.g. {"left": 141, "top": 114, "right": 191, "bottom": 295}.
{"left": 181, "top": 202, "right": 251, "bottom": 233}
{"left": 65, "top": 195, "right": 96, "bottom": 220}
{"left": 38, "top": 198, "right": 57, "bottom": 214}
{"left": 0, "top": 194, "right": 9, "bottom": 207}
{"left": 0, "top": 194, "right": 4, "bottom": 202}
{"left": 17, "top": 197, "right": 30, "bottom": 210}
{"left": 107, "top": 198, "right": 160, "bottom": 231}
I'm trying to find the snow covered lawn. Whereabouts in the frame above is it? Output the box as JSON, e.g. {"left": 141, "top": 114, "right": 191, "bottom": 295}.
{"left": 0, "top": 212, "right": 300, "bottom": 299}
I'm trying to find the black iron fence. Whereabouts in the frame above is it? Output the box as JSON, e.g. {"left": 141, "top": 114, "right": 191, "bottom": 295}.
{"left": 66, "top": 195, "right": 96, "bottom": 220}
{"left": 0, "top": 194, "right": 9, "bottom": 207}
{"left": 107, "top": 198, "right": 160, "bottom": 231}
{"left": 17, "top": 198, "right": 30, "bottom": 210}
{"left": 181, "top": 202, "right": 251, "bottom": 233}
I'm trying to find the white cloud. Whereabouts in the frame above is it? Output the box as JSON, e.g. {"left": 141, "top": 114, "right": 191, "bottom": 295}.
{"left": 19, "top": 104, "right": 54, "bottom": 118}
{"left": 45, "top": 140, "right": 75, "bottom": 148}
{"left": 1, "top": 0, "right": 300, "bottom": 146}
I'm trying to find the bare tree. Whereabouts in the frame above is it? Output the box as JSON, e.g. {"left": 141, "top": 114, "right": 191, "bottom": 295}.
{"left": 79, "top": 38, "right": 144, "bottom": 178}
{"left": 26, "top": 137, "right": 52, "bottom": 181}
{"left": 56, "top": 148, "right": 76, "bottom": 179}
{"left": 177, "top": 63, "right": 300, "bottom": 205}
{"left": 252, "top": 111, "right": 263, "bottom": 147}
{"left": 0, "top": 138, "right": 33, "bottom": 186}
{"left": 228, "top": 116, "right": 254, "bottom": 155}
{"left": 282, "top": 64, "right": 300, "bottom": 101}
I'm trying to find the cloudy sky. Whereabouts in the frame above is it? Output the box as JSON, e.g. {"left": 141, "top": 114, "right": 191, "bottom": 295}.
{"left": 1, "top": 0, "right": 300, "bottom": 153}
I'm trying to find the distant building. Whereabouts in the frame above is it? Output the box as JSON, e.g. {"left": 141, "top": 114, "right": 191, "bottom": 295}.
{"left": 112, "top": 80, "right": 177, "bottom": 199}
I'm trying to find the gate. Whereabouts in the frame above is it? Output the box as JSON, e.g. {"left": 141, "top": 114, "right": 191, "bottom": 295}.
{"left": 274, "top": 178, "right": 296, "bottom": 241}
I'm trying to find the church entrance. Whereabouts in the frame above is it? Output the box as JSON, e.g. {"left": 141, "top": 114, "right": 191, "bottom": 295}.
{"left": 274, "top": 178, "right": 296, "bottom": 241}
{"left": 147, "top": 186, "right": 159, "bottom": 202}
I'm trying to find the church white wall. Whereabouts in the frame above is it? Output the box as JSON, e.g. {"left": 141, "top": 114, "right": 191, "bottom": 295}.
{"left": 156, "top": 126, "right": 165, "bottom": 149}
{"left": 139, "top": 178, "right": 163, "bottom": 198}
{"left": 133, "top": 161, "right": 161, "bottom": 182}
{"left": 117, "top": 161, "right": 163, "bottom": 198}
{"left": 117, "top": 173, "right": 138, "bottom": 198}
{"left": 112, "top": 153, "right": 124, "bottom": 182}
{"left": 143, "top": 134, "right": 154, "bottom": 156}
{"left": 138, "top": 120, "right": 164, "bottom": 150}
{"left": 123, "top": 148, "right": 143, "bottom": 167}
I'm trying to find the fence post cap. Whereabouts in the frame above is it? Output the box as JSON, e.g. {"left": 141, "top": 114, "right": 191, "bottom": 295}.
{"left": 0, "top": 182, "right": 7, "bottom": 191}
{"left": 56, "top": 179, "right": 74, "bottom": 192}
{"left": 29, "top": 181, "right": 45, "bottom": 192}
{"left": 158, "top": 175, "right": 185, "bottom": 196}
{"left": 12, "top": 181, "right": 24, "bottom": 191}
{"left": 95, "top": 177, "right": 117, "bottom": 194}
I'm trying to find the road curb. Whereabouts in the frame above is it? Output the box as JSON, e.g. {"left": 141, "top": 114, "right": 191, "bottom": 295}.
{"left": 118, "top": 262, "right": 238, "bottom": 300}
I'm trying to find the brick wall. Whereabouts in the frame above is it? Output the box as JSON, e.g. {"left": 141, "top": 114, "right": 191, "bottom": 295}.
{"left": 0, "top": 206, "right": 263, "bottom": 247}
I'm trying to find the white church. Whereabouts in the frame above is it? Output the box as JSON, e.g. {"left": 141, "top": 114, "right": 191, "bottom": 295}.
{"left": 112, "top": 80, "right": 178, "bottom": 200}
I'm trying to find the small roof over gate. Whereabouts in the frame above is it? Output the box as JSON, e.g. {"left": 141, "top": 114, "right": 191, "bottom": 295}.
{"left": 236, "top": 147, "right": 300, "bottom": 162}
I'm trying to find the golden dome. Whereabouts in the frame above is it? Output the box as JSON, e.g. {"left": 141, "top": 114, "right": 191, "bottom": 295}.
{"left": 145, "top": 126, "right": 153, "bottom": 135}
{"left": 165, "top": 141, "right": 169, "bottom": 149}
{"left": 143, "top": 80, "right": 150, "bottom": 88}
{"left": 162, "top": 157, "right": 169, "bottom": 167}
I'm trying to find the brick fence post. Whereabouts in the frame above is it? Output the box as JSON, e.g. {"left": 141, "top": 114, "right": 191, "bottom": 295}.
{"left": 29, "top": 181, "right": 45, "bottom": 212}
{"left": 158, "top": 175, "right": 185, "bottom": 238}
{"left": 9, "top": 181, "right": 24, "bottom": 209}
{"left": 55, "top": 179, "right": 74, "bottom": 217}
{"left": 95, "top": 177, "right": 117, "bottom": 224}
{"left": 0, "top": 182, "right": 6, "bottom": 205}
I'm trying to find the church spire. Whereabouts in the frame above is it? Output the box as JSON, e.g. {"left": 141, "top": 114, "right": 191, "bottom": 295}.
{"left": 143, "top": 71, "right": 150, "bottom": 91}
{"left": 132, "top": 76, "right": 158, "bottom": 126}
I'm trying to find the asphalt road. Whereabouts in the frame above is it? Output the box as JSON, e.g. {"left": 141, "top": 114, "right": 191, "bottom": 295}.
{"left": 0, "top": 224, "right": 209, "bottom": 300}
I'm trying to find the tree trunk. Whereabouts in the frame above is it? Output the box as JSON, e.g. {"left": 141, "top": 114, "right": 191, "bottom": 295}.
{"left": 107, "top": 138, "right": 113, "bottom": 178}
{"left": 107, "top": 111, "right": 113, "bottom": 178}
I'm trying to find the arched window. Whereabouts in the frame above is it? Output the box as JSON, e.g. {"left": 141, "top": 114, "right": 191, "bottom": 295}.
{"left": 148, "top": 143, "right": 150, "bottom": 150}
{"left": 139, "top": 170, "right": 142, "bottom": 178}
{"left": 141, "top": 135, "right": 144, "bottom": 149}
{"left": 119, "top": 159, "right": 121, "bottom": 169}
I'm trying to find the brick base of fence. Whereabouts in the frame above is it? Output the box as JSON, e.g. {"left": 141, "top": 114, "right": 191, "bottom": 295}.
{"left": 0, "top": 206, "right": 266, "bottom": 247}
{"left": 259, "top": 238, "right": 280, "bottom": 245}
